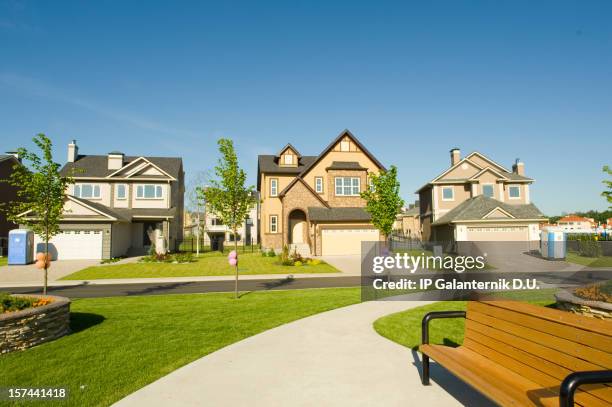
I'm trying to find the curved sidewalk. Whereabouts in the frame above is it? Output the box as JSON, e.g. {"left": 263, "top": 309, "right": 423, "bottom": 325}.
{"left": 115, "top": 300, "right": 493, "bottom": 406}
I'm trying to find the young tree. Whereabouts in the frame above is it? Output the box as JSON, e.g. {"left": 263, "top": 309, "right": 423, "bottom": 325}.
{"left": 361, "top": 165, "right": 404, "bottom": 245}
{"left": 603, "top": 165, "right": 612, "bottom": 209}
{"left": 185, "top": 171, "right": 210, "bottom": 256}
{"left": 199, "top": 139, "right": 255, "bottom": 299}
{"left": 1, "top": 134, "right": 74, "bottom": 294}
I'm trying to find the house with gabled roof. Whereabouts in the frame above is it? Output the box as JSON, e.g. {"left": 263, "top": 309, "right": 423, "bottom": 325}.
{"left": 21, "top": 140, "right": 184, "bottom": 260}
{"left": 257, "top": 130, "right": 385, "bottom": 256}
{"left": 417, "top": 148, "right": 546, "bottom": 243}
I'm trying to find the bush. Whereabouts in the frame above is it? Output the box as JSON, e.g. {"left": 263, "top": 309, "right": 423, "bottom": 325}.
{"left": 578, "top": 240, "right": 602, "bottom": 258}
{"left": 261, "top": 250, "right": 268, "bottom": 257}
{"left": 294, "top": 261, "right": 303, "bottom": 267}
{"left": 267, "top": 249, "right": 276, "bottom": 257}
{"left": 281, "top": 259, "right": 294, "bottom": 266}
{"left": 173, "top": 252, "right": 194, "bottom": 263}
{"left": 307, "top": 259, "right": 322, "bottom": 266}
{"left": 574, "top": 280, "right": 612, "bottom": 303}
{"left": 290, "top": 251, "right": 303, "bottom": 263}
{"left": 280, "top": 245, "right": 289, "bottom": 261}
{"left": 0, "top": 292, "right": 52, "bottom": 313}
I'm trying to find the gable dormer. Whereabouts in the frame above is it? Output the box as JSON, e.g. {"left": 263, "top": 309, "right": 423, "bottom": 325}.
{"left": 278, "top": 144, "right": 300, "bottom": 167}
{"left": 332, "top": 134, "right": 361, "bottom": 153}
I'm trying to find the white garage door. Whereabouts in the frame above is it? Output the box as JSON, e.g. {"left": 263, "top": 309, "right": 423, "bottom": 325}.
{"left": 34, "top": 230, "right": 103, "bottom": 260}
{"left": 321, "top": 228, "right": 379, "bottom": 256}
{"left": 466, "top": 226, "right": 528, "bottom": 242}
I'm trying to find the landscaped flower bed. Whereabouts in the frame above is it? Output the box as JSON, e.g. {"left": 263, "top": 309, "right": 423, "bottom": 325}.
{"left": 555, "top": 280, "right": 612, "bottom": 320}
{"left": 0, "top": 294, "right": 71, "bottom": 354}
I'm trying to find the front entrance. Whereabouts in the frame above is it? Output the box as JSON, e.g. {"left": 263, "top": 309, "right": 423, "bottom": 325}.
{"left": 288, "top": 209, "right": 307, "bottom": 244}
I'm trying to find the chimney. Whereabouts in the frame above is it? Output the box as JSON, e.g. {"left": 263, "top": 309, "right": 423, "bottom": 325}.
{"left": 67, "top": 140, "right": 78, "bottom": 163}
{"left": 107, "top": 151, "right": 124, "bottom": 170}
{"left": 512, "top": 158, "right": 525, "bottom": 176}
{"left": 450, "top": 148, "right": 461, "bottom": 166}
{"left": 5, "top": 151, "right": 21, "bottom": 163}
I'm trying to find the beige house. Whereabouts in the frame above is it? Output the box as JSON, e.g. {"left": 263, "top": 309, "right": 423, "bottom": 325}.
{"left": 418, "top": 148, "right": 546, "bottom": 244}
{"left": 257, "top": 130, "right": 385, "bottom": 256}
{"left": 23, "top": 140, "right": 184, "bottom": 260}
{"left": 393, "top": 204, "right": 421, "bottom": 239}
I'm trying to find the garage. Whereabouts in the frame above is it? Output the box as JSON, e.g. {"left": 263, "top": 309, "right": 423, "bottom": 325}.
{"left": 465, "top": 225, "right": 528, "bottom": 241}
{"left": 34, "top": 230, "right": 103, "bottom": 260}
{"left": 321, "top": 228, "right": 379, "bottom": 256}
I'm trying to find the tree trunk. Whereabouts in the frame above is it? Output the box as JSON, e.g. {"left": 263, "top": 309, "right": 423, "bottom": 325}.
{"left": 44, "top": 238, "right": 48, "bottom": 295}
{"left": 196, "top": 211, "right": 200, "bottom": 256}
{"left": 234, "top": 227, "right": 239, "bottom": 299}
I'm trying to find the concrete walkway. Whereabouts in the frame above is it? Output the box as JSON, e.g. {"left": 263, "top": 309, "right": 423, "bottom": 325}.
{"left": 115, "top": 300, "right": 492, "bottom": 407}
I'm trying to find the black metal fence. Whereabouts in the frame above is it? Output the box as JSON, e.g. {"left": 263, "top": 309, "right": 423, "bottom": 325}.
{"left": 389, "top": 233, "right": 422, "bottom": 252}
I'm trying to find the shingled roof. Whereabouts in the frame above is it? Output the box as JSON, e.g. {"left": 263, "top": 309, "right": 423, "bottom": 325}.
{"left": 60, "top": 155, "right": 182, "bottom": 178}
{"left": 433, "top": 195, "right": 546, "bottom": 225}
{"left": 325, "top": 161, "right": 368, "bottom": 171}
{"left": 308, "top": 207, "right": 371, "bottom": 222}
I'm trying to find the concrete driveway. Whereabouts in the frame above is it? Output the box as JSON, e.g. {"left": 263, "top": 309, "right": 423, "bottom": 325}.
{"left": 319, "top": 255, "right": 362, "bottom": 275}
{"left": 0, "top": 259, "right": 99, "bottom": 286}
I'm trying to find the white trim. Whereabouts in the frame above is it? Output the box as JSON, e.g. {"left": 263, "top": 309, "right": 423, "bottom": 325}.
{"left": 471, "top": 183, "right": 478, "bottom": 196}
{"left": 106, "top": 156, "right": 176, "bottom": 180}
{"left": 334, "top": 176, "right": 361, "bottom": 196}
{"left": 430, "top": 157, "right": 483, "bottom": 183}
{"left": 508, "top": 185, "right": 521, "bottom": 200}
{"left": 270, "top": 178, "right": 278, "bottom": 197}
{"left": 314, "top": 176, "right": 323, "bottom": 193}
{"left": 464, "top": 152, "right": 512, "bottom": 174}
{"left": 482, "top": 206, "right": 515, "bottom": 219}
{"left": 498, "top": 184, "right": 505, "bottom": 202}
{"left": 135, "top": 184, "right": 164, "bottom": 200}
{"left": 524, "top": 185, "right": 530, "bottom": 204}
{"left": 450, "top": 218, "right": 544, "bottom": 224}
{"left": 468, "top": 166, "right": 509, "bottom": 181}
{"left": 441, "top": 186, "right": 454, "bottom": 201}
{"left": 432, "top": 186, "right": 438, "bottom": 221}
{"left": 481, "top": 183, "right": 495, "bottom": 198}
{"left": 269, "top": 215, "right": 278, "bottom": 233}
{"left": 116, "top": 183, "right": 128, "bottom": 200}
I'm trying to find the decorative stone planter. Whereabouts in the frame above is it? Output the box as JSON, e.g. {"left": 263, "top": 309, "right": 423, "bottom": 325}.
{"left": 0, "top": 295, "right": 71, "bottom": 354}
{"left": 555, "top": 290, "right": 612, "bottom": 320}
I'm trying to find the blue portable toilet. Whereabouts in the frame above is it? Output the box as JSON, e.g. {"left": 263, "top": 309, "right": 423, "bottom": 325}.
{"left": 540, "top": 229, "right": 566, "bottom": 260}
{"left": 8, "top": 229, "right": 34, "bottom": 265}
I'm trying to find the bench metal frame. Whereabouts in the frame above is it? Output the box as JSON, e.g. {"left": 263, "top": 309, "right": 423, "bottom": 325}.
{"left": 420, "top": 310, "right": 612, "bottom": 407}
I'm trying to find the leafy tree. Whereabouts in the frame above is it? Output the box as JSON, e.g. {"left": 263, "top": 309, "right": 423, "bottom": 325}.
{"left": 199, "top": 139, "right": 255, "bottom": 299}
{"left": 361, "top": 165, "right": 404, "bottom": 243}
{"left": 185, "top": 171, "right": 210, "bottom": 256}
{"left": 1, "top": 134, "right": 74, "bottom": 294}
{"left": 603, "top": 165, "right": 612, "bottom": 209}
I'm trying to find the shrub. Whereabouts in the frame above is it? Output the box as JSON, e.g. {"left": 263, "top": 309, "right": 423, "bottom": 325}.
{"left": 294, "top": 261, "right": 303, "bottom": 267}
{"left": 0, "top": 292, "right": 52, "bottom": 313}
{"left": 280, "top": 245, "right": 289, "bottom": 261}
{"left": 267, "top": 249, "right": 276, "bottom": 257}
{"left": 578, "top": 240, "right": 602, "bottom": 258}
{"left": 308, "top": 259, "right": 322, "bottom": 266}
{"left": 574, "top": 280, "right": 612, "bottom": 303}
{"left": 261, "top": 250, "right": 268, "bottom": 257}
{"left": 173, "top": 252, "right": 194, "bottom": 263}
{"left": 281, "top": 259, "right": 294, "bottom": 266}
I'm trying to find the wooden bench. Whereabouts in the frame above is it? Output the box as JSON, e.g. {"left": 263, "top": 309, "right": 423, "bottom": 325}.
{"left": 419, "top": 300, "right": 612, "bottom": 407}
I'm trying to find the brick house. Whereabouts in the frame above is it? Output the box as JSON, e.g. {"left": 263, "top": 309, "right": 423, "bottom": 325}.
{"left": 257, "top": 130, "right": 386, "bottom": 256}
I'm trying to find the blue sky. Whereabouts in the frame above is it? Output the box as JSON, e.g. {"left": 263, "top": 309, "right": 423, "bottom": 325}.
{"left": 1, "top": 0, "right": 611, "bottom": 215}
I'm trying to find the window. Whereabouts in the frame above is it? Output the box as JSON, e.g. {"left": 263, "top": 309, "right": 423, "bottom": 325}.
{"left": 136, "top": 184, "right": 163, "bottom": 199}
{"left": 509, "top": 185, "right": 521, "bottom": 199}
{"left": 340, "top": 140, "right": 350, "bottom": 151}
{"left": 442, "top": 186, "right": 454, "bottom": 201}
{"left": 315, "top": 177, "right": 323, "bottom": 193}
{"left": 482, "top": 184, "right": 494, "bottom": 198}
{"left": 335, "top": 177, "right": 360, "bottom": 196}
{"left": 284, "top": 155, "right": 293, "bottom": 165}
{"left": 368, "top": 176, "right": 375, "bottom": 192}
{"left": 116, "top": 184, "right": 127, "bottom": 200}
{"left": 270, "top": 215, "right": 278, "bottom": 233}
{"left": 74, "top": 184, "right": 101, "bottom": 199}
{"left": 270, "top": 178, "right": 278, "bottom": 197}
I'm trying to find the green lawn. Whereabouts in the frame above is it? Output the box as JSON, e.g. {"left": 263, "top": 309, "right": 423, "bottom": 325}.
{"left": 565, "top": 251, "right": 612, "bottom": 267}
{"left": 373, "top": 289, "right": 559, "bottom": 350}
{"left": 0, "top": 288, "right": 360, "bottom": 406}
{"left": 0, "top": 256, "right": 7, "bottom": 267}
{"left": 62, "top": 251, "right": 339, "bottom": 280}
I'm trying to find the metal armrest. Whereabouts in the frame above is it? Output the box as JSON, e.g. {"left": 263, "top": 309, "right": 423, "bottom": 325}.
{"left": 420, "top": 310, "right": 466, "bottom": 385}
{"left": 559, "top": 370, "right": 612, "bottom": 407}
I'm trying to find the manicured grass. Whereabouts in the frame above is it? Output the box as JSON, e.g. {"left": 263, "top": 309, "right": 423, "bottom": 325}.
{"left": 0, "top": 256, "right": 7, "bottom": 267}
{"left": 61, "top": 251, "right": 339, "bottom": 280}
{"left": 373, "top": 289, "right": 558, "bottom": 350}
{"left": 1, "top": 288, "right": 360, "bottom": 406}
{"left": 566, "top": 251, "right": 612, "bottom": 267}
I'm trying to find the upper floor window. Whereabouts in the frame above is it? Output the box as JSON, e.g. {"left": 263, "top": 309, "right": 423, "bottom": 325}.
{"left": 116, "top": 184, "right": 127, "bottom": 200}
{"left": 270, "top": 178, "right": 278, "bottom": 197}
{"left": 482, "top": 184, "right": 494, "bottom": 198}
{"left": 74, "top": 184, "right": 100, "bottom": 199}
{"left": 442, "top": 186, "right": 454, "bottom": 201}
{"left": 335, "top": 177, "right": 360, "bottom": 196}
{"left": 508, "top": 185, "right": 521, "bottom": 199}
{"left": 284, "top": 155, "right": 293, "bottom": 165}
{"left": 136, "top": 184, "right": 163, "bottom": 199}
{"left": 315, "top": 177, "right": 323, "bottom": 193}
{"left": 269, "top": 215, "right": 278, "bottom": 233}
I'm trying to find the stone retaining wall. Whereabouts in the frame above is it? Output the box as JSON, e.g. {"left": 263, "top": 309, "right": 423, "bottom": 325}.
{"left": 0, "top": 295, "right": 71, "bottom": 354}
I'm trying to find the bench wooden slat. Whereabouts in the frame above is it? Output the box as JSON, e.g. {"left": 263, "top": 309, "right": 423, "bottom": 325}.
{"left": 467, "top": 310, "right": 612, "bottom": 369}
{"left": 421, "top": 344, "right": 564, "bottom": 407}
{"left": 479, "top": 300, "right": 612, "bottom": 336}
{"left": 464, "top": 329, "right": 612, "bottom": 404}
{"left": 469, "top": 301, "right": 612, "bottom": 353}
{"left": 466, "top": 318, "right": 604, "bottom": 373}
{"left": 463, "top": 337, "right": 612, "bottom": 407}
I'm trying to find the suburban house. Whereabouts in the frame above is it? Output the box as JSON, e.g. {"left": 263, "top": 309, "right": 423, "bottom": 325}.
{"left": 257, "top": 130, "right": 385, "bottom": 256}
{"left": 183, "top": 200, "right": 259, "bottom": 250}
{"left": 556, "top": 215, "right": 596, "bottom": 232}
{"left": 22, "top": 140, "right": 184, "bottom": 260}
{"left": 417, "top": 148, "right": 546, "bottom": 244}
{"left": 0, "top": 153, "right": 21, "bottom": 255}
{"left": 393, "top": 202, "right": 421, "bottom": 239}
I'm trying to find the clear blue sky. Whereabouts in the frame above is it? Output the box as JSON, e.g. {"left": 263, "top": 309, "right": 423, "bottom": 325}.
{"left": 1, "top": 0, "right": 611, "bottom": 215}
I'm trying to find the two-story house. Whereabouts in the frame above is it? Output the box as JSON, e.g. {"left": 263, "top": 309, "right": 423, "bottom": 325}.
{"left": 0, "top": 153, "right": 21, "bottom": 255}
{"left": 257, "top": 130, "right": 385, "bottom": 256}
{"left": 418, "top": 148, "right": 546, "bottom": 244}
{"left": 23, "top": 140, "right": 184, "bottom": 260}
